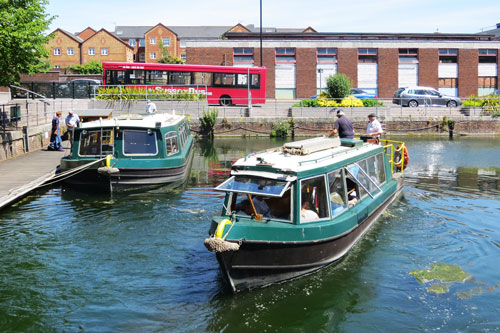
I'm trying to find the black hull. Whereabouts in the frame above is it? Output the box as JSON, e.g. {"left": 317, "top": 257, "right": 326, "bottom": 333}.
{"left": 62, "top": 149, "right": 194, "bottom": 192}
{"left": 217, "top": 181, "right": 403, "bottom": 292}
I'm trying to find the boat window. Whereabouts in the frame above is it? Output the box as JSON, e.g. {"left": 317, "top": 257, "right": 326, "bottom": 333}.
{"left": 216, "top": 176, "right": 290, "bottom": 197}
{"left": 328, "top": 169, "right": 348, "bottom": 216}
{"left": 366, "top": 154, "right": 386, "bottom": 186}
{"left": 123, "top": 130, "right": 158, "bottom": 156}
{"left": 79, "top": 129, "right": 114, "bottom": 156}
{"left": 227, "top": 189, "right": 292, "bottom": 222}
{"left": 165, "top": 131, "right": 179, "bottom": 155}
{"left": 346, "top": 162, "right": 382, "bottom": 198}
{"left": 300, "top": 175, "right": 329, "bottom": 223}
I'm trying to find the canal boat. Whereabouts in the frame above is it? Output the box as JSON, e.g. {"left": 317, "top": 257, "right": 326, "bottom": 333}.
{"left": 60, "top": 113, "right": 193, "bottom": 191}
{"left": 205, "top": 136, "right": 408, "bottom": 292}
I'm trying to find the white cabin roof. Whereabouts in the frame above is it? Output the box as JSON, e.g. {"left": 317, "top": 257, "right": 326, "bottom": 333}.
{"left": 233, "top": 137, "right": 381, "bottom": 174}
{"left": 80, "top": 113, "right": 185, "bottom": 129}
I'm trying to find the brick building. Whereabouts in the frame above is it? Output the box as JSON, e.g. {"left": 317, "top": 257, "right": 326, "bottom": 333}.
{"left": 46, "top": 29, "right": 83, "bottom": 68}
{"left": 187, "top": 30, "right": 500, "bottom": 99}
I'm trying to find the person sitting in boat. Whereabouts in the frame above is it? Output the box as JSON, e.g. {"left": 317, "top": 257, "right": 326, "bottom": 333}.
{"left": 252, "top": 196, "right": 271, "bottom": 218}
{"left": 236, "top": 199, "right": 253, "bottom": 216}
{"left": 301, "top": 201, "right": 319, "bottom": 221}
{"left": 330, "top": 192, "right": 346, "bottom": 215}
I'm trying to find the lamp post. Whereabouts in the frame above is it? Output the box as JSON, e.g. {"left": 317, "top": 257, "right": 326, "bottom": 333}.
{"left": 318, "top": 68, "right": 324, "bottom": 94}
{"left": 260, "top": 0, "right": 263, "bottom": 67}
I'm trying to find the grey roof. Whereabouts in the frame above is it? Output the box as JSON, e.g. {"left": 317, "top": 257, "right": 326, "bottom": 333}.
{"left": 168, "top": 26, "right": 231, "bottom": 38}
{"left": 59, "top": 29, "right": 84, "bottom": 43}
{"left": 245, "top": 24, "right": 306, "bottom": 33}
{"left": 114, "top": 26, "right": 152, "bottom": 39}
{"left": 478, "top": 27, "right": 500, "bottom": 37}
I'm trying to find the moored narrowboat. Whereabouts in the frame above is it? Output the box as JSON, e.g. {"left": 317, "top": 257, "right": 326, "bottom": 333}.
{"left": 205, "top": 136, "right": 408, "bottom": 292}
{"left": 60, "top": 113, "right": 193, "bottom": 191}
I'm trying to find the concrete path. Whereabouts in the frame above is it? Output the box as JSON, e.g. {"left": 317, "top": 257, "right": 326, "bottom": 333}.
{"left": 0, "top": 147, "right": 68, "bottom": 209}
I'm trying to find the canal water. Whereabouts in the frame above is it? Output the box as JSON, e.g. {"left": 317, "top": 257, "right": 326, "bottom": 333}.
{"left": 1, "top": 137, "right": 499, "bottom": 332}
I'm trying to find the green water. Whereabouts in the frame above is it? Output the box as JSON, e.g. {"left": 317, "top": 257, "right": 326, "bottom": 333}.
{"left": 0, "top": 136, "right": 499, "bottom": 331}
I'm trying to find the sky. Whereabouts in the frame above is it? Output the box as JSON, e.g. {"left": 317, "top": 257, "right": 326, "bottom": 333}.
{"left": 46, "top": 0, "right": 500, "bottom": 35}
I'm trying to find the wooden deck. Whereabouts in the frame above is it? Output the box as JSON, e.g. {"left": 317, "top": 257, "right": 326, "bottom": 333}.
{"left": 0, "top": 147, "right": 68, "bottom": 210}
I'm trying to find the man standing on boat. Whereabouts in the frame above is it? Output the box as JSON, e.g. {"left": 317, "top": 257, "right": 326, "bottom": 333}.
{"left": 329, "top": 109, "right": 354, "bottom": 139}
{"left": 146, "top": 100, "right": 157, "bottom": 113}
{"left": 365, "top": 113, "right": 383, "bottom": 142}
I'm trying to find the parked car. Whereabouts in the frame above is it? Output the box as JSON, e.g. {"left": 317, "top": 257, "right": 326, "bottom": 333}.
{"left": 348, "top": 88, "right": 377, "bottom": 99}
{"left": 393, "top": 86, "right": 460, "bottom": 107}
{"left": 69, "top": 78, "right": 102, "bottom": 85}
{"left": 493, "top": 89, "right": 500, "bottom": 95}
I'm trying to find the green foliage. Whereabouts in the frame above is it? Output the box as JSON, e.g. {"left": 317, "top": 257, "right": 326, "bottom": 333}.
{"left": 292, "top": 99, "right": 320, "bottom": 107}
{"left": 68, "top": 60, "right": 103, "bottom": 74}
{"left": 326, "top": 73, "right": 351, "bottom": 100}
{"left": 0, "top": 0, "right": 55, "bottom": 86}
{"left": 95, "top": 86, "right": 207, "bottom": 101}
{"left": 362, "top": 99, "right": 384, "bottom": 107}
{"left": 199, "top": 108, "right": 219, "bottom": 138}
{"left": 157, "top": 41, "right": 185, "bottom": 64}
{"left": 462, "top": 94, "right": 500, "bottom": 115}
{"left": 270, "top": 121, "right": 290, "bottom": 138}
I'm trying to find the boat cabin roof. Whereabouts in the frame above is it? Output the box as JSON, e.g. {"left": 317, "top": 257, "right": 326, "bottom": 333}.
{"left": 232, "top": 137, "right": 381, "bottom": 176}
{"left": 79, "top": 113, "right": 185, "bottom": 130}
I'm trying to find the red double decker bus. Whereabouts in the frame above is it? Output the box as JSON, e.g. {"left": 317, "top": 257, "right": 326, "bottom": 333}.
{"left": 102, "top": 62, "right": 266, "bottom": 106}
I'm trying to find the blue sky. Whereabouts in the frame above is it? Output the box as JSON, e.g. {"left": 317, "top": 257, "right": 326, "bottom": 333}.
{"left": 46, "top": 0, "right": 500, "bottom": 35}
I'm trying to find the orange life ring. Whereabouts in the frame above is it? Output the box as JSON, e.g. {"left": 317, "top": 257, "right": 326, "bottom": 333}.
{"left": 394, "top": 145, "right": 409, "bottom": 171}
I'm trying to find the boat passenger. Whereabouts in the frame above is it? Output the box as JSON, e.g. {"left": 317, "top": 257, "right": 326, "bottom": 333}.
{"left": 365, "top": 113, "right": 383, "bottom": 143}
{"left": 252, "top": 196, "right": 271, "bottom": 217}
{"left": 236, "top": 199, "right": 253, "bottom": 216}
{"left": 301, "top": 201, "right": 319, "bottom": 220}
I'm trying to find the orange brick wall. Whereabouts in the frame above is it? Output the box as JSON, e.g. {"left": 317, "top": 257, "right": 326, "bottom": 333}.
{"left": 81, "top": 30, "right": 133, "bottom": 64}
{"left": 46, "top": 31, "right": 81, "bottom": 68}
{"left": 458, "top": 49, "right": 478, "bottom": 97}
{"left": 145, "top": 25, "right": 179, "bottom": 62}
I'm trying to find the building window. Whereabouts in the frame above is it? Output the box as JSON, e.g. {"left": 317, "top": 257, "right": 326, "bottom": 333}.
{"left": 88, "top": 48, "right": 95, "bottom": 56}
{"left": 129, "top": 39, "right": 136, "bottom": 47}
{"left": 479, "top": 49, "right": 497, "bottom": 63}
{"left": 317, "top": 48, "right": 337, "bottom": 64}
{"left": 139, "top": 53, "right": 145, "bottom": 62}
{"left": 276, "top": 48, "right": 296, "bottom": 63}
{"left": 66, "top": 48, "right": 74, "bottom": 56}
{"left": 439, "top": 49, "right": 458, "bottom": 63}
{"left": 162, "top": 38, "right": 170, "bottom": 47}
{"left": 234, "top": 48, "right": 254, "bottom": 64}
{"left": 478, "top": 77, "right": 497, "bottom": 88}
{"left": 180, "top": 54, "right": 186, "bottom": 61}
{"left": 101, "top": 48, "right": 108, "bottom": 56}
{"left": 133, "top": 54, "right": 136, "bottom": 61}
{"left": 180, "top": 40, "right": 186, "bottom": 48}
{"left": 139, "top": 39, "right": 145, "bottom": 47}
{"left": 358, "top": 48, "right": 377, "bottom": 63}
{"left": 150, "top": 37, "right": 156, "bottom": 45}
{"left": 54, "top": 65, "right": 60, "bottom": 69}
{"left": 150, "top": 52, "right": 156, "bottom": 59}
{"left": 398, "top": 49, "right": 418, "bottom": 63}
{"left": 439, "top": 78, "right": 458, "bottom": 89}
{"left": 53, "top": 48, "right": 61, "bottom": 56}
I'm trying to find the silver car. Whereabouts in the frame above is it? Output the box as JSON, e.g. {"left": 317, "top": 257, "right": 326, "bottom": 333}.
{"left": 393, "top": 86, "right": 461, "bottom": 107}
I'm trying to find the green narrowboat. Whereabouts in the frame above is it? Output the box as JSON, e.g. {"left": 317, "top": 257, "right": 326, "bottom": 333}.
{"left": 60, "top": 113, "right": 193, "bottom": 192}
{"left": 205, "top": 136, "right": 408, "bottom": 292}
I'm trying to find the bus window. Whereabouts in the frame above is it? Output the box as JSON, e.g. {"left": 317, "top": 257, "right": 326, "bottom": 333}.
{"left": 128, "top": 70, "right": 145, "bottom": 84}
{"left": 107, "top": 70, "right": 125, "bottom": 85}
{"left": 214, "top": 73, "right": 236, "bottom": 87}
{"left": 147, "top": 70, "right": 168, "bottom": 85}
{"left": 193, "top": 72, "right": 212, "bottom": 86}
{"left": 169, "top": 72, "right": 191, "bottom": 85}
{"left": 251, "top": 74, "right": 260, "bottom": 89}
{"left": 237, "top": 74, "right": 248, "bottom": 87}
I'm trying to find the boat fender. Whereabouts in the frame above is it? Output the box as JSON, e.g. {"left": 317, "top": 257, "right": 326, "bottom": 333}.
{"left": 106, "top": 154, "right": 112, "bottom": 167}
{"left": 215, "top": 219, "right": 232, "bottom": 239}
{"left": 97, "top": 166, "right": 120, "bottom": 175}
{"left": 394, "top": 145, "right": 409, "bottom": 171}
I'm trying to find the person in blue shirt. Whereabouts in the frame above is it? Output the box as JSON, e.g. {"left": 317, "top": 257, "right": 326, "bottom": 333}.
{"left": 48, "top": 112, "right": 63, "bottom": 151}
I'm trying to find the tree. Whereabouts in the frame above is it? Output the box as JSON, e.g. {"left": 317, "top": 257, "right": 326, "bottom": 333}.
{"left": 326, "top": 73, "right": 351, "bottom": 100}
{"left": 157, "top": 41, "right": 185, "bottom": 64}
{"left": 0, "top": 0, "right": 55, "bottom": 86}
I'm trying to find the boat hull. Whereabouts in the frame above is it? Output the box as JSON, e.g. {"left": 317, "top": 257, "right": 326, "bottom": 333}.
{"left": 61, "top": 148, "right": 194, "bottom": 192}
{"left": 217, "top": 178, "right": 403, "bottom": 292}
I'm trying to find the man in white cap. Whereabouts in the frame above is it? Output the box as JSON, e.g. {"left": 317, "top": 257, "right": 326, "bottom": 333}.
{"left": 329, "top": 109, "right": 354, "bottom": 139}
{"left": 366, "top": 113, "right": 383, "bottom": 142}
{"left": 146, "top": 99, "right": 157, "bottom": 113}
{"left": 65, "top": 110, "right": 80, "bottom": 146}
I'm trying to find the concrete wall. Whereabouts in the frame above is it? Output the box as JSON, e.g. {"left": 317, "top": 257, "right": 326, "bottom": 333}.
{"left": 0, "top": 123, "right": 53, "bottom": 160}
